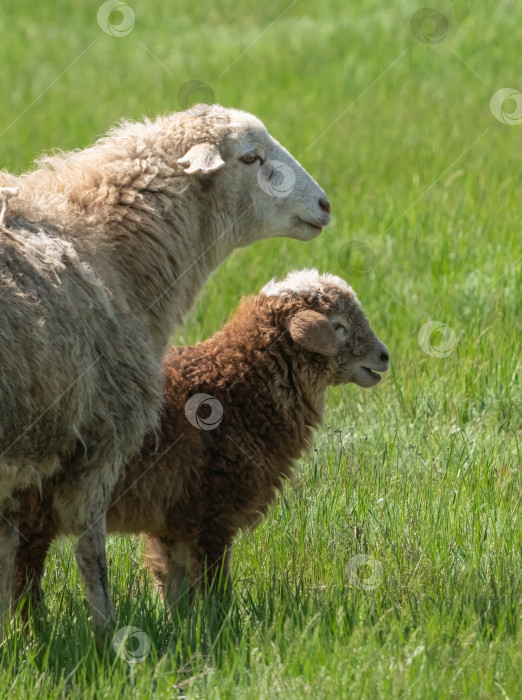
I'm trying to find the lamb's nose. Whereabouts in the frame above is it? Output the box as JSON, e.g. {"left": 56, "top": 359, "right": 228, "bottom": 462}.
{"left": 318, "top": 197, "right": 331, "bottom": 215}
{"left": 380, "top": 350, "right": 389, "bottom": 364}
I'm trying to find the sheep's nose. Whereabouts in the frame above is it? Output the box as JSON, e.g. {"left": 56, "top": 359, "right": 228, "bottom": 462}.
{"left": 319, "top": 197, "right": 331, "bottom": 215}
{"left": 380, "top": 349, "right": 389, "bottom": 364}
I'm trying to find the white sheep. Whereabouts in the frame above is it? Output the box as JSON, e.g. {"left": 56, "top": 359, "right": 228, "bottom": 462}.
{"left": 0, "top": 105, "right": 330, "bottom": 635}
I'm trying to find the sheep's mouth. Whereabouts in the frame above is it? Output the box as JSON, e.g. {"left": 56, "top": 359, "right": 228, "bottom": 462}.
{"left": 294, "top": 216, "right": 323, "bottom": 232}
{"left": 290, "top": 217, "right": 324, "bottom": 241}
{"left": 361, "top": 366, "right": 382, "bottom": 382}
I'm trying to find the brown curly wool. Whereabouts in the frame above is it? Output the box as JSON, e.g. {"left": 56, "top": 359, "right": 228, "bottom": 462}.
{"left": 15, "top": 270, "right": 388, "bottom": 613}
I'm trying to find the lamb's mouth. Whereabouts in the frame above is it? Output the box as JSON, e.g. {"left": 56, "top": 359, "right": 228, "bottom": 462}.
{"left": 361, "top": 366, "right": 382, "bottom": 382}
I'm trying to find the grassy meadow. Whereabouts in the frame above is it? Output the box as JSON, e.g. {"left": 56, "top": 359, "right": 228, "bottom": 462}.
{"left": 0, "top": 0, "right": 520, "bottom": 697}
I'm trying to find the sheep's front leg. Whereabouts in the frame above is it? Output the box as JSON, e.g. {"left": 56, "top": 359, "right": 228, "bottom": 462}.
{"left": 75, "top": 520, "right": 115, "bottom": 634}
{"left": 0, "top": 515, "right": 19, "bottom": 640}
{"left": 55, "top": 456, "right": 119, "bottom": 635}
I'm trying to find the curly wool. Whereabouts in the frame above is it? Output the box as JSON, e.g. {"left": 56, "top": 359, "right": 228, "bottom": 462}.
{"left": 15, "top": 272, "right": 386, "bottom": 611}
{"left": 1, "top": 104, "right": 329, "bottom": 631}
{"left": 0, "top": 109, "right": 238, "bottom": 519}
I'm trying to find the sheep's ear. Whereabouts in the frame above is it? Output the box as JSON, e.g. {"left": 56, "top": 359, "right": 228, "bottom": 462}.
{"left": 288, "top": 310, "right": 338, "bottom": 357}
{"left": 177, "top": 142, "right": 225, "bottom": 174}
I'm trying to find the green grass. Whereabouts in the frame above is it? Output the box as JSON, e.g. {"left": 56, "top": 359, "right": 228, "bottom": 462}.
{"left": 1, "top": 0, "right": 521, "bottom": 697}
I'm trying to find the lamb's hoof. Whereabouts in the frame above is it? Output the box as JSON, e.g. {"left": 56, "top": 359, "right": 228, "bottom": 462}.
{"left": 23, "top": 599, "right": 51, "bottom": 635}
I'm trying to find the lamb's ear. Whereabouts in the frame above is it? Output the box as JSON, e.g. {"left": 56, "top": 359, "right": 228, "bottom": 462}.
{"left": 287, "top": 310, "right": 338, "bottom": 357}
{"left": 177, "top": 142, "right": 225, "bottom": 174}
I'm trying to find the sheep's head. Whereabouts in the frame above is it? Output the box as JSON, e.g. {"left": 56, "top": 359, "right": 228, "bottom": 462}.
{"left": 262, "top": 269, "right": 389, "bottom": 389}
{"left": 173, "top": 105, "right": 331, "bottom": 244}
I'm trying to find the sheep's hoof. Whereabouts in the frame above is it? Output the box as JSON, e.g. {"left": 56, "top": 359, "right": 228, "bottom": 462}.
{"left": 92, "top": 615, "right": 117, "bottom": 653}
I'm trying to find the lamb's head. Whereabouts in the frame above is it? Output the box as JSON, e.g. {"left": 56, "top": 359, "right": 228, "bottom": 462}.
{"left": 262, "top": 269, "right": 389, "bottom": 389}
{"left": 173, "top": 105, "right": 331, "bottom": 244}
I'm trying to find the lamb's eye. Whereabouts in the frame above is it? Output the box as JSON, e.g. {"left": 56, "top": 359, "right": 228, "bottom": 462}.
{"left": 241, "top": 151, "right": 258, "bottom": 164}
{"left": 332, "top": 321, "right": 348, "bottom": 335}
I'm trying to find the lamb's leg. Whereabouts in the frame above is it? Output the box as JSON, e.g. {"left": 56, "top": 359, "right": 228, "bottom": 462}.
{"left": 191, "top": 536, "right": 233, "bottom": 600}
{"left": 75, "top": 520, "right": 115, "bottom": 634}
{"left": 145, "top": 536, "right": 190, "bottom": 610}
{"left": 0, "top": 514, "right": 20, "bottom": 640}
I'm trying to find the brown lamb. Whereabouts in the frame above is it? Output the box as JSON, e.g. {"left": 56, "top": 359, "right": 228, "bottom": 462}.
{"left": 15, "top": 269, "right": 389, "bottom": 613}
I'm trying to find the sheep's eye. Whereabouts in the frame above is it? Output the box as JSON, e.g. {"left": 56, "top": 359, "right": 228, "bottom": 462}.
{"left": 241, "top": 151, "right": 258, "bottom": 164}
